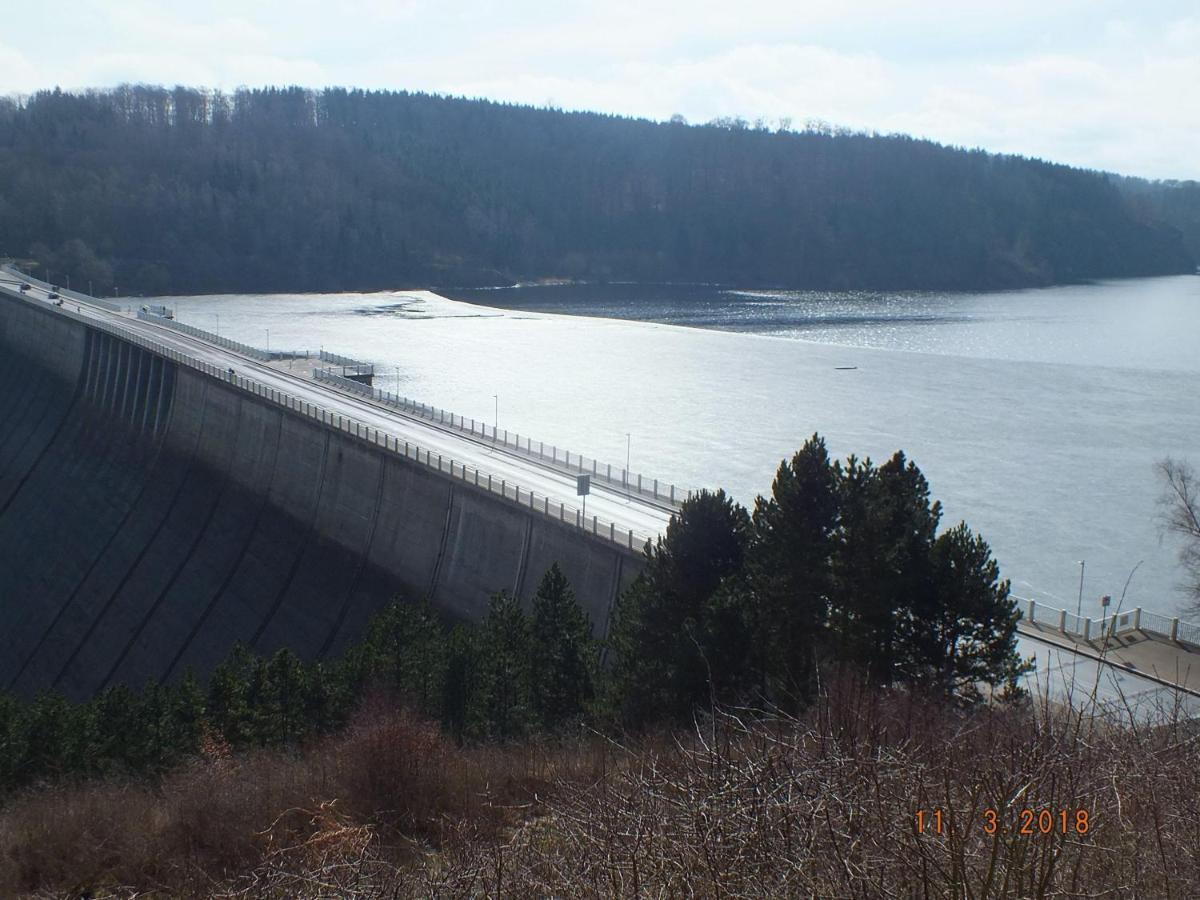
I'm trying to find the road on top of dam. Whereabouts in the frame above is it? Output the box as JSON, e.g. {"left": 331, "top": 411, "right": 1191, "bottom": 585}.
{"left": 9, "top": 278, "right": 677, "bottom": 544}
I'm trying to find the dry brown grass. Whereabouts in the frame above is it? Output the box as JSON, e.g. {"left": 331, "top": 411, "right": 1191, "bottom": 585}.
{"left": 0, "top": 701, "right": 612, "bottom": 897}
{"left": 3, "top": 678, "right": 1198, "bottom": 898}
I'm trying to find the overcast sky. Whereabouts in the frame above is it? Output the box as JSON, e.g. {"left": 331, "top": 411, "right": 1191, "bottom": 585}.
{"left": 3, "top": 0, "right": 1197, "bottom": 180}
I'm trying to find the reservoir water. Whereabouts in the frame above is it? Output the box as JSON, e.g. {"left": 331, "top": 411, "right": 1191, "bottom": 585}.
{"left": 158, "top": 275, "right": 1200, "bottom": 632}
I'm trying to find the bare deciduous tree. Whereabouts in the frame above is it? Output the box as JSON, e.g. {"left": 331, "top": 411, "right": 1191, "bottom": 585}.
{"left": 1158, "top": 457, "right": 1200, "bottom": 610}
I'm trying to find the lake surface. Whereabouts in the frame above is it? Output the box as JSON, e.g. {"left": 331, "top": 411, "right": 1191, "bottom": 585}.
{"left": 158, "top": 276, "right": 1200, "bottom": 630}
{"left": 452, "top": 277, "right": 1200, "bottom": 373}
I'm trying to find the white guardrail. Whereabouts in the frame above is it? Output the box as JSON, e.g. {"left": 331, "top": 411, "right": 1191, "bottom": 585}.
{"left": 136, "top": 310, "right": 275, "bottom": 361}
{"left": 312, "top": 368, "right": 692, "bottom": 508}
{"left": 1, "top": 285, "right": 659, "bottom": 554}
{"left": 1019, "top": 598, "right": 1200, "bottom": 649}
{"left": 318, "top": 349, "right": 374, "bottom": 375}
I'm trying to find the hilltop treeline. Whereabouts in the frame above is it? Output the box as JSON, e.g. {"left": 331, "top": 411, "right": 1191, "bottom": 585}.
{"left": 0, "top": 85, "right": 1193, "bottom": 295}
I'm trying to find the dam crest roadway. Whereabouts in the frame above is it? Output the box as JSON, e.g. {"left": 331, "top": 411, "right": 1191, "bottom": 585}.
{"left": 0, "top": 266, "right": 677, "bottom": 700}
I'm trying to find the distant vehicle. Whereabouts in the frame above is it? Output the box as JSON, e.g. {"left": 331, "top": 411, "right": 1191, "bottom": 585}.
{"left": 47, "top": 291, "right": 59, "bottom": 299}
{"left": 18, "top": 283, "right": 30, "bottom": 292}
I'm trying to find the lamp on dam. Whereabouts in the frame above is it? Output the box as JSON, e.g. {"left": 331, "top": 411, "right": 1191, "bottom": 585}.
{"left": 1076, "top": 560, "right": 1085, "bottom": 618}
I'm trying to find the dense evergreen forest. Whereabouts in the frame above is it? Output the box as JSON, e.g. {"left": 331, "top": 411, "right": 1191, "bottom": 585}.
{"left": 0, "top": 85, "right": 1194, "bottom": 296}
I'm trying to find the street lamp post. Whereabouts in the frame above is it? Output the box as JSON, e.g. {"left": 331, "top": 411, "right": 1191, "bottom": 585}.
{"left": 1076, "top": 560, "right": 1086, "bottom": 618}
{"left": 493, "top": 395, "right": 499, "bottom": 438}
{"left": 626, "top": 433, "right": 631, "bottom": 476}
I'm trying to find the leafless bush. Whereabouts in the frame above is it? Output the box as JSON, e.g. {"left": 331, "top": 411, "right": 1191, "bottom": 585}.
{"left": 1159, "top": 456, "right": 1200, "bottom": 609}
{"left": 3, "top": 680, "right": 1198, "bottom": 898}
{"left": 410, "top": 673, "right": 1200, "bottom": 898}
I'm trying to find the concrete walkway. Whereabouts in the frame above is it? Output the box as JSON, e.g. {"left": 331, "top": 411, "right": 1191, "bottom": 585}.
{"left": 1018, "top": 620, "right": 1200, "bottom": 696}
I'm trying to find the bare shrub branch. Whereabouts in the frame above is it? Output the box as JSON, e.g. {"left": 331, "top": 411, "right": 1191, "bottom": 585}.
{"left": 1158, "top": 457, "right": 1200, "bottom": 608}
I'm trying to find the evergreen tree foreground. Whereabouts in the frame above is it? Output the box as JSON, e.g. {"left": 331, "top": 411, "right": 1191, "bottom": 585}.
{"left": 0, "top": 436, "right": 1027, "bottom": 795}
{"left": 608, "top": 434, "right": 1029, "bottom": 722}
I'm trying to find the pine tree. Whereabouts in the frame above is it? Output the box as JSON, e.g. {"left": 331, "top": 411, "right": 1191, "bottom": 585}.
{"left": 607, "top": 489, "right": 751, "bottom": 725}
{"left": 20, "top": 692, "right": 84, "bottom": 780}
{"left": 529, "top": 564, "right": 595, "bottom": 731}
{"left": 137, "top": 681, "right": 173, "bottom": 771}
{"left": 167, "top": 670, "right": 207, "bottom": 760}
{"left": 207, "top": 645, "right": 254, "bottom": 747}
{"left": 304, "top": 660, "right": 351, "bottom": 734}
{"left": 748, "top": 434, "right": 840, "bottom": 705}
{"left": 697, "top": 576, "right": 758, "bottom": 704}
{"left": 903, "top": 522, "right": 1029, "bottom": 701}
{"left": 471, "top": 592, "right": 533, "bottom": 740}
{"left": 442, "top": 624, "right": 481, "bottom": 743}
{"left": 258, "top": 649, "right": 308, "bottom": 746}
{"left": 244, "top": 655, "right": 272, "bottom": 745}
{"left": 0, "top": 692, "right": 28, "bottom": 790}
{"left": 90, "top": 684, "right": 141, "bottom": 773}
{"left": 831, "top": 452, "right": 940, "bottom": 683}
{"left": 359, "top": 599, "right": 447, "bottom": 717}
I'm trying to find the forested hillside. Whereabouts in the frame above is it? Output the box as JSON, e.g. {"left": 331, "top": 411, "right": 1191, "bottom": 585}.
{"left": 0, "top": 86, "right": 1193, "bottom": 295}
{"left": 1114, "top": 175, "right": 1200, "bottom": 263}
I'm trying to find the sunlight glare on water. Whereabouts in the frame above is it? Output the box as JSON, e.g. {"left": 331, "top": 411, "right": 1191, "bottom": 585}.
{"left": 159, "top": 275, "right": 1200, "bottom": 621}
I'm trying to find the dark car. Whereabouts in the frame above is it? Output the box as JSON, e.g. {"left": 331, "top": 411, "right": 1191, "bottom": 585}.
{"left": 18, "top": 283, "right": 31, "bottom": 292}
{"left": 47, "top": 291, "right": 59, "bottom": 300}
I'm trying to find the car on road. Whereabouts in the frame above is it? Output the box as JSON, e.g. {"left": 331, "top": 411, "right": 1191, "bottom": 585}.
{"left": 18, "top": 283, "right": 30, "bottom": 292}
{"left": 47, "top": 291, "right": 59, "bottom": 299}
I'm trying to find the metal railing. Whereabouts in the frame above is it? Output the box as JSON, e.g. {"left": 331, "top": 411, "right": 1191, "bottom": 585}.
{"left": 1179, "top": 620, "right": 1200, "bottom": 647}
{"left": 1019, "top": 597, "right": 1200, "bottom": 649}
{"left": 136, "top": 309, "right": 275, "bottom": 361}
{"left": 313, "top": 367, "right": 694, "bottom": 508}
{"left": 1, "top": 264, "right": 124, "bottom": 313}
{"left": 318, "top": 350, "right": 374, "bottom": 377}
{"left": 1, "top": 283, "right": 655, "bottom": 554}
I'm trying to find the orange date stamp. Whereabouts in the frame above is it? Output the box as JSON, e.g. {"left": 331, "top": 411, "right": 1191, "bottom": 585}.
{"left": 915, "top": 808, "right": 1091, "bottom": 836}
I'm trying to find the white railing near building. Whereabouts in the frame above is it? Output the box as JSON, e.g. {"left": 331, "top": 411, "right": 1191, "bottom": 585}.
{"left": 1018, "top": 597, "right": 1200, "bottom": 649}
{"left": 318, "top": 349, "right": 374, "bottom": 376}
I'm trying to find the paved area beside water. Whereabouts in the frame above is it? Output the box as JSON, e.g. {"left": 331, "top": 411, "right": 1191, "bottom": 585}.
{"left": 1019, "top": 620, "right": 1200, "bottom": 696}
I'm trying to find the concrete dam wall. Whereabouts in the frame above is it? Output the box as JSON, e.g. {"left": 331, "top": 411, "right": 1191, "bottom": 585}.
{"left": 0, "top": 292, "right": 641, "bottom": 700}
